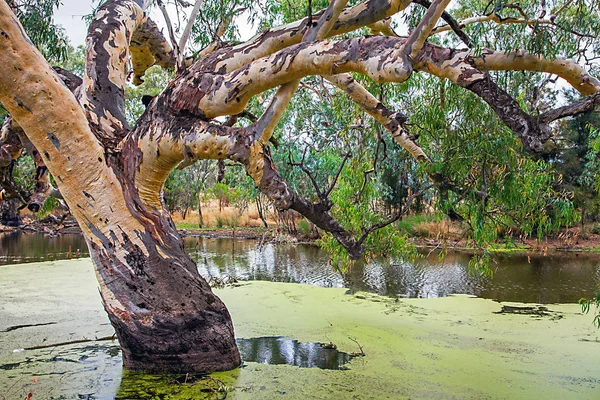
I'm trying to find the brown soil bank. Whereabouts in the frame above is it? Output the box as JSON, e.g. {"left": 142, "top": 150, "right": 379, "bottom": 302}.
{"left": 0, "top": 259, "right": 598, "bottom": 399}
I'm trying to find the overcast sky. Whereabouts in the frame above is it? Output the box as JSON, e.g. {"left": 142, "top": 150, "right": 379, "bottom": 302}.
{"left": 53, "top": 0, "right": 95, "bottom": 46}
{"left": 53, "top": 0, "right": 256, "bottom": 48}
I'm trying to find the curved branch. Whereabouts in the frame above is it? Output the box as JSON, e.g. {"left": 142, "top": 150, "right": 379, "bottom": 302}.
{"left": 472, "top": 49, "right": 600, "bottom": 96}
{"left": 169, "top": 36, "right": 414, "bottom": 119}
{"left": 130, "top": 18, "right": 176, "bottom": 85}
{"left": 82, "top": 0, "right": 174, "bottom": 148}
{"left": 415, "top": 44, "right": 600, "bottom": 151}
{"left": 193, "top": 0, "right": 413, "bottom": 74}
{"left": 414, "top": 44, "right": 600, "bottom": 96}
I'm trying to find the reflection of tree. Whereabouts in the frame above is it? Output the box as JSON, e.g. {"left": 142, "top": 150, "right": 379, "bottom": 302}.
{"left": 0, "top": 232, "right": 88, "bottom": 265}
{"left": 187, "top": 237, "right": 600, "bottom": 304}
{"left": 236, "top": 337, "right": 350, "bottom": 370}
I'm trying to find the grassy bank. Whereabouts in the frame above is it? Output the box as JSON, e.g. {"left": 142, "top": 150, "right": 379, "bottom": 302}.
{"left": 174, "top": 207, "right": 600, "bottom": 255}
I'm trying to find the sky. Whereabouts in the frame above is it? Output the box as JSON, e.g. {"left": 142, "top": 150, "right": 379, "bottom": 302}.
{"left": 53, "top": 0, "right": 256, "bottom": 48}
{"left": 53, "top": 0, "right": 95, "bottom": 47}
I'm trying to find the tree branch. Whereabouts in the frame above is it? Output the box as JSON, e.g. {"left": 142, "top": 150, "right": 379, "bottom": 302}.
{"left": 81, "top": 0, "right": 147, "bottom": 147}
{"left": 157, "top": 0, "right": 180, "bottom": 63}
{"left": 403, "top": 0, "right": 451, "bottom": 58}
{"left": 540, "top": 92, "right": 600, "bottom": 123}
{"left": 169, "top": 36, "right": 414, "bottom": 119}
{"left": 324, "top": 73, "right": 429, "bottom": 162}
{"left": 193, "top": 0, "right": 413, "bottom": 74}
{"left": 177, "top": 0, "right": 204, "bottom": 70}
{"left": 412, "top": 0, "right": 473, "bottom": 47}
{"left": 130, "top": 17, "right": 176, "bottom": 85}
{"left": 357, "top": 183, "right": 434, "bottom": 246}
{"left": 415, "top": 44, "right": 600, "bottom": 151}
{"left": 252, "top": 0, "right": 349, "bottom": 145}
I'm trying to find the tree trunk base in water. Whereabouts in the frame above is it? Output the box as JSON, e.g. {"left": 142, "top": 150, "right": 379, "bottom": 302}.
{"left": 111, "top": 308, "right": 241, "bottom": 374}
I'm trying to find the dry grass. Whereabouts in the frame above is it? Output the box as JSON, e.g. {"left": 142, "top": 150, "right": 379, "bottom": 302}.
{"left": 411, "top": 219, "right": 464, "bottom": 239}
{"left": 172, "top": 200, "right": 274, "bottom": 229}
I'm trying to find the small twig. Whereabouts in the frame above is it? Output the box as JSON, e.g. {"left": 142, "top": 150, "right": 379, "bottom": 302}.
{"left": 289, "top": 147, "right": 324, "bottom": 198}
{"left": 157, "top": 0, "right": 181, "bottom": 61}
{"left": 178, "top": 0, "right": 204, "bottom": 70}
{"left": 357, "top": 184, "right": 435, "bottom": 246}
{"left": 348, "top": 336, "right": 365, "bottom": 356}
{"left": 21, "top": 334, "right": 117, "bottom": 351}
{"left": 325, "top": 151, "right": 351, "bottom": 198}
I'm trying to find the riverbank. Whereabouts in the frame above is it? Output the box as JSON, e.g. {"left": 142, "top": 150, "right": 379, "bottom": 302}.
{"left": 1, "top": 259, "right": 599, "bottom": 399}
{"left": 179, "top": 226, "right": 600, "bottom": 256}
{"left": 5, "top": 216, "right": 600, "bottom": 256}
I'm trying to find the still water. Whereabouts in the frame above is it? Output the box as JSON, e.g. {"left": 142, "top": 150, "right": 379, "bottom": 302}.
{"left": 1, "top": 232, "right": 599, "bottom": 304}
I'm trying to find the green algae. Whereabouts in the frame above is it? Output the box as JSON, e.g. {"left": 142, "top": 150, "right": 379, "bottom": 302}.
{"left": 1, "top": 259, "right": 599, "bottom": 399}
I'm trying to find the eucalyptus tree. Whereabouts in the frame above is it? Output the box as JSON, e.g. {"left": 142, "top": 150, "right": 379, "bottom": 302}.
{"left": 0, "top": 0, "right": 598, "bottom": 374}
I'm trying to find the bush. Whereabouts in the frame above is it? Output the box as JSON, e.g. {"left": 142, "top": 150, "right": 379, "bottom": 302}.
{"left": 297, "top": 219, "right": 311, "bottom": 236}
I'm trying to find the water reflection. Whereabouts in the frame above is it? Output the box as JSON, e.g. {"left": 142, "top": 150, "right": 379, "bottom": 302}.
{"left": 237, "top": 337, "right": 352, "bottom": 370}
{"left": 0, "top": 233, "right": 598, "bottom": 304}
{"left": 0, "top": 232, "right": 88, "bottom": 265}
{"left": 185, "top": 237, "right": 600, "bottom": 304}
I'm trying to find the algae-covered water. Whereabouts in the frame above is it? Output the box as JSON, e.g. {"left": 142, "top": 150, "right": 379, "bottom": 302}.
{"left": 1, "top": 258, "right": 599, "bottom": 399}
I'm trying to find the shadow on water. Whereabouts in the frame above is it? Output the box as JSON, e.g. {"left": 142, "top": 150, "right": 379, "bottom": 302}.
{"left": 237, "top": 336, "right": 353, "bottom": 370}
{"left": 1, "top": 336, "right": 354, "bottom": 399}
{"left": 116, "top": 337, "right": 354, "bottom": 399}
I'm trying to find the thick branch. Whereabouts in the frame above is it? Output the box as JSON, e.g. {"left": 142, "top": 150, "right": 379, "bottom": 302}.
{"left": 81, "top": 0, "right": 146, "bottom": 147}
{"left": 415, "top": 44, "right": 600, "bottom": 151}
{"left": 169, "top": 36, "right": 414, "bottom": 119}
{"left": 193, "top": 0, "right": 413, "bottom": 74}
{"left": 130, "top": 17, "right": 176, "bottom": 85}
{"left": 472, "top": 49, "right": 600, "bottom": 96}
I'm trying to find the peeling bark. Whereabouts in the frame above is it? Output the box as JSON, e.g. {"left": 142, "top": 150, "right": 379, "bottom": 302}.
{"left": 0, "top": 0, "right": 239, "bottom": 374}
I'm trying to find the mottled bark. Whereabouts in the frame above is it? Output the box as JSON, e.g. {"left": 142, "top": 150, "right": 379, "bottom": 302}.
{"left": 0, "top": 0, "right": 239, "bottom": 374}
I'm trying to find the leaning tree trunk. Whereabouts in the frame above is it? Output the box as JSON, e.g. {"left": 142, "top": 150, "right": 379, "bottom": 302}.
{"left": 0, "top": 0, "right": 240, "bottom": 373}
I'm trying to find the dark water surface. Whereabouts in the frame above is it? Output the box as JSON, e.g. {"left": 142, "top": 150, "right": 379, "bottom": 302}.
{"left": 236, "top": 337, "right": 353, "bottom": 370}
{"left": 1, "top": 232, "right": 599, "bottom": 303}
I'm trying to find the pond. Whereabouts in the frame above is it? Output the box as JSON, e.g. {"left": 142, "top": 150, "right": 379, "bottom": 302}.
{"left": 1, "top": 232, "right": 599, "bottom": 303}
{"left": 1, "top": 233, "right": 599, "bottom": 399}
